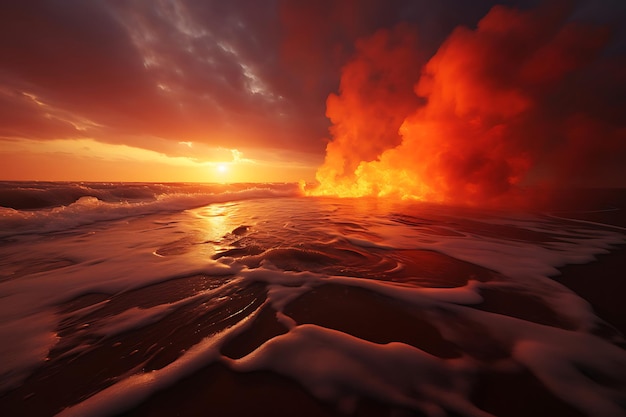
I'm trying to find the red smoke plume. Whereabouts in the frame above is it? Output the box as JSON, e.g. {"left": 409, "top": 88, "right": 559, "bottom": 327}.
{"left": 308, "top": 3, "right": 625, "bottom": 206}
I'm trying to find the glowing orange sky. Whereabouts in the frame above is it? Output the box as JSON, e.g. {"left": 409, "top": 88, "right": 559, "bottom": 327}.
{"left": 0, "top": 1, "right": 625, "bottom": 191}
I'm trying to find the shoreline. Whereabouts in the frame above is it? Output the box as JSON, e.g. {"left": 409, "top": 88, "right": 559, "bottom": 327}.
{"left": 1, "top": 190, "right": 624, "bottom": 417}
{"left": 546, "top": 191, "right": 626, "bottom": 337}
{"left": 551, "top": 244, "right": 626, "bottom": 337}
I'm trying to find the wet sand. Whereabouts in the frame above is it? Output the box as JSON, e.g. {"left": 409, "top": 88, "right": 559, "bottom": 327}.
{"left": 547, "top": 189, "right": 626, "bottom": 336}
{"left": 122, "top": 245, "right": 624, "bottom": 417}
{"left": 3, "top": 271, "right": 623, "bottom": 417}
{"left": 1, "top": 190, "right": 624, "bottom": 417}
{"left": 4, "top": 261, "right": 609, "bottom": 417}
{"left": 117, "top": 193, "right": 626, "bottom": 417}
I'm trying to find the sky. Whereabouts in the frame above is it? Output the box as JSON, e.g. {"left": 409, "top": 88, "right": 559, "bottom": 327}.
{"left": 0, "top": 0, "right": 625, "bottom": 196}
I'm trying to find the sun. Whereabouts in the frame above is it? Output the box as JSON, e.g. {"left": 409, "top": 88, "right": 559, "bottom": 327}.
{"left": 216, "top": 163, "right": 228, "bottom": 174}
{"left": 212, "top": 163, "right": 231, "bottom": 183}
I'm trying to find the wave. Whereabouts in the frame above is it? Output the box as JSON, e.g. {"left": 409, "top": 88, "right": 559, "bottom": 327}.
{"left": 0, "top": 182, "right": 301, "bottom": 238}
{"left": 0, "top": 182, "right": 164, "bottom": 210}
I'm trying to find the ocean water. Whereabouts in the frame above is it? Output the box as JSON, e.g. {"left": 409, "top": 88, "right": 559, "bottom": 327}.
{"left": 0, "top": 182, "right": 625, "bottom": 417}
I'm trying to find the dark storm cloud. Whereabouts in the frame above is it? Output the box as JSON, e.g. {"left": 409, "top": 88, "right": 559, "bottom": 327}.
{"left": 0, "top": 0, "right": 624, "bottom": 166}
{"left": 0, "top": 0, "right": 294, "bottom": 152}
{"left": 0, "top": 1, "right": 180, "bottom": 142}
{"left": 0, "top": 87, "right": 84, "bottom": 139}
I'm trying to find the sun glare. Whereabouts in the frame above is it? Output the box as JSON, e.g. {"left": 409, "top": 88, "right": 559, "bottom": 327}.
{"left": 217, "top": 163, "right": 228, "bottom": 174}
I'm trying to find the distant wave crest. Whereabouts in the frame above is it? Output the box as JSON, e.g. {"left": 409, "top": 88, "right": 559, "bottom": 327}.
{"left": 0, "top": 182, "right": 301, "bottom": 238}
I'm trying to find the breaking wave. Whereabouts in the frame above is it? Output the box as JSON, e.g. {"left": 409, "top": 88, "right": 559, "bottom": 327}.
{"left": 0, "top": 182, "right": 301, "bottom": 238}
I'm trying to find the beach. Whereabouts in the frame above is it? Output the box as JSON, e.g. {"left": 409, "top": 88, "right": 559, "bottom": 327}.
{"left": 1, "top": 182, "right": 625, "bottom": 417}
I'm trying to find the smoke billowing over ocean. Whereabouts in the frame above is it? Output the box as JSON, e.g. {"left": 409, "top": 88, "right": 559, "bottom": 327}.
{"left": 1, "top": 181, "right": 625, "bottom": 417}
{"left": 308, "top": 3, "right": 626, "bottom": 206}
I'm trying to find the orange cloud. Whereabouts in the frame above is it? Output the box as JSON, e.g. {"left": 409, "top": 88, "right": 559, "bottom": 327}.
{"left": 308, "top": 3, "right": 625, "bottom": 207}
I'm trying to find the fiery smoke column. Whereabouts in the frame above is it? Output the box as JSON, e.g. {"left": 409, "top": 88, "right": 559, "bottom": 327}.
{"left": 313, "top": 24, "right": 423, "bottom": 194}
{"left": 308, "top": 3, "right": 623, "bottom": 206}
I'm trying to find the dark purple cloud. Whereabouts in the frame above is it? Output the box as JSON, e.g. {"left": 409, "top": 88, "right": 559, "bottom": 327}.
{"left": 0, "top": 0, "right": 624, "bottom": 171}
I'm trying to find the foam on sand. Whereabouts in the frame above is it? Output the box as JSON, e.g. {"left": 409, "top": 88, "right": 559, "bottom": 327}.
{"left": 0, "top": 192, "right": 624, "bottom": 416}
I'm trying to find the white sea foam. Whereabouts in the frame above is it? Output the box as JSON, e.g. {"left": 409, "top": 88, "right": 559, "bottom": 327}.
{"left": 0, "top": 211, "right": 239, "bottom": 392}
{"left": 0, "top": 311, "right": 59, "bottom": 391}
{"left": 56, "top": 306, "right": 261, "bottom": 417}
{"left": 227, "top": 324, "right": 491, "bottom": 417}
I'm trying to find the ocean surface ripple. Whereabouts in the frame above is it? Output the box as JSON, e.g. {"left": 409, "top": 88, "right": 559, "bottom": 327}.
{"left": 0, "top": 182, "right": 625, "bottom": 417}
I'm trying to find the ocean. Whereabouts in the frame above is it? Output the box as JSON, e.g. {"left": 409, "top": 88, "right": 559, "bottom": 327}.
{"left": 1, "top": 181, "right": 625, "bottom": 417}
